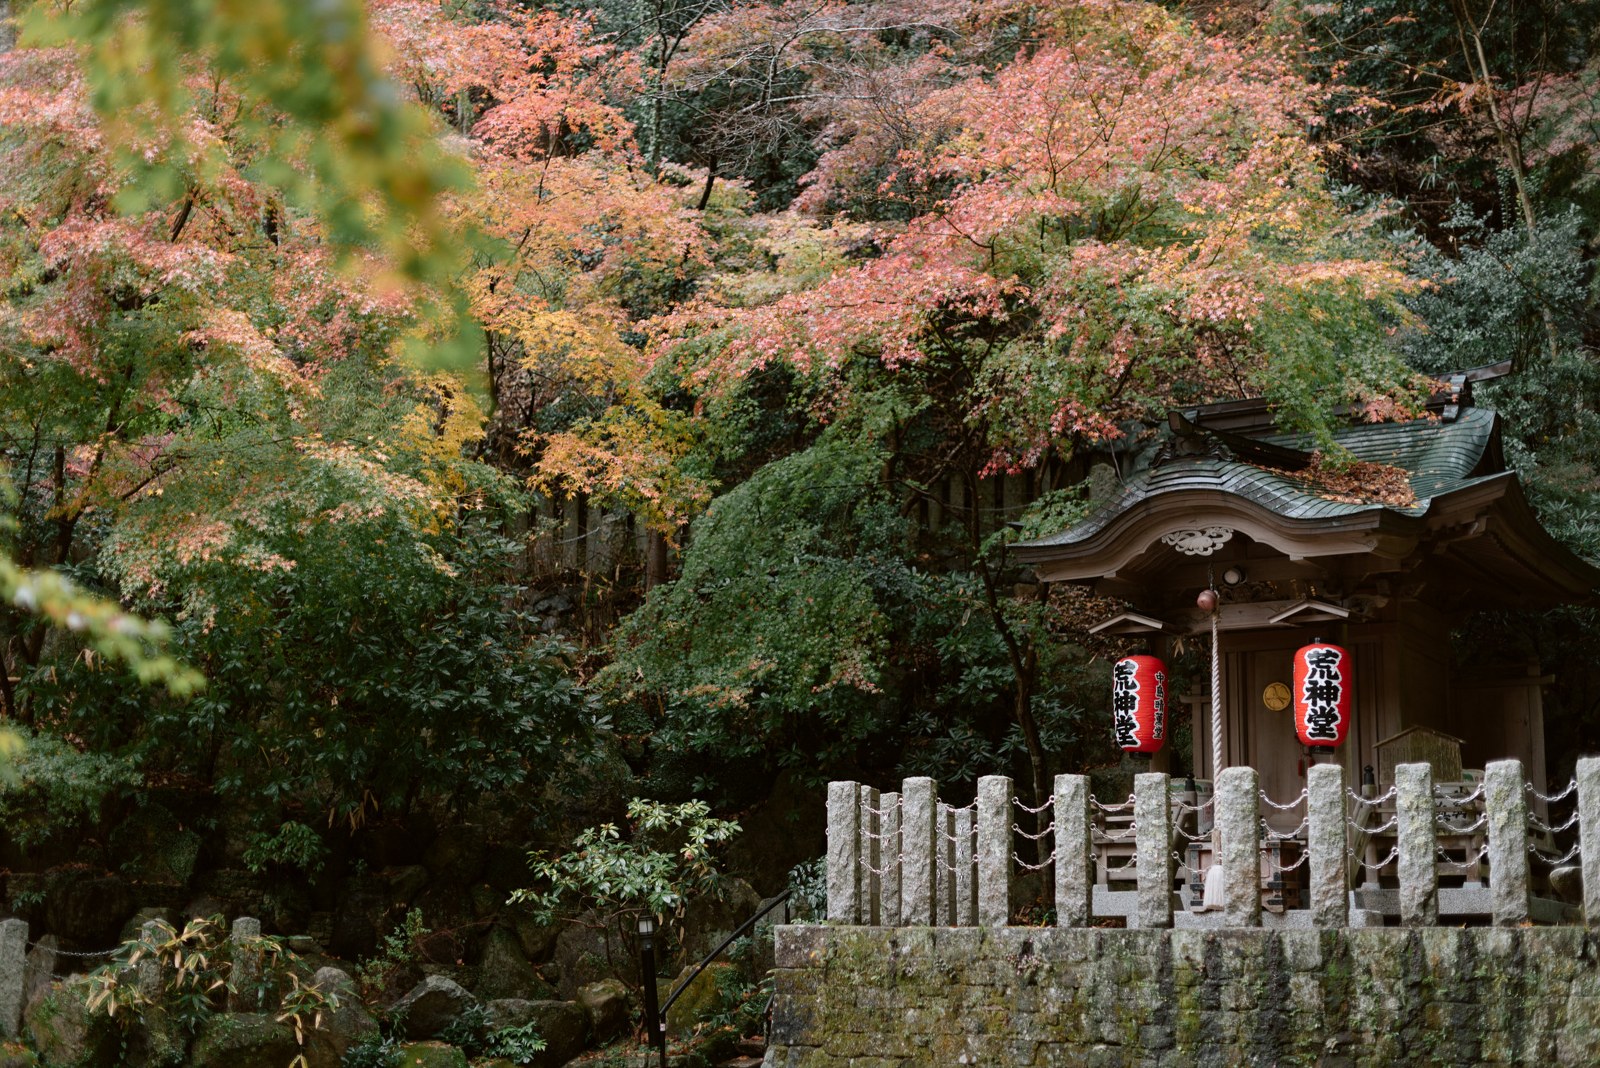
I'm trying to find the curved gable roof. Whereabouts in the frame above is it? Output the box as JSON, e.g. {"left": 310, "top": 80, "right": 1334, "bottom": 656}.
{"left": 1015, "top": 406, "right": 1598, "bottom": 608}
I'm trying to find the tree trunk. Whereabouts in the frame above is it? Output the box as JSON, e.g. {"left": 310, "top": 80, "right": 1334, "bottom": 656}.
{"left": 1449, "top": 0, "right": 1562, "bottom": 364}
{"left": 0, "top": 636, "right": 17, "bottom": 722}
{"left": 0, "top": 2, "right": 15, "bottom": 55}
{"left": 696, "top": 164, "right": 716, "bottom": 211}
{"left": 1011, "top": 647, "right": 1051, "bottom": 868}
{"left": 645, "top": 530, "right": 669, "bottom": 589}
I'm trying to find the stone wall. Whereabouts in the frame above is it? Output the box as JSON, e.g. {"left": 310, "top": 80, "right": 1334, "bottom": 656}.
{"left": 767, "top": 924, "right": 1600, "bottom": 1067}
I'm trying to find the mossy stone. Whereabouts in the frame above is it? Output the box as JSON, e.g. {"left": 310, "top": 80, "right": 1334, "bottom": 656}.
{"left": 392, "top": 1042, "right": 469, "bottom": 1068}
{"left": 660, "top": 962, "right": 739, "bottom": 1038}
{"left": 0, "top": 1040, "right": 38, "bottom": 1068}
{"left": 23, "top": 976, "right": 116, "bottom": 1068}
{"left": 188, "top": 1013, "right": 299, "bottom": 1068}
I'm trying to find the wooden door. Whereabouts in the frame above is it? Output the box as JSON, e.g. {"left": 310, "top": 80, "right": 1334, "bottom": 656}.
{"left": 1240, "top": 647, "right": 1307, "bottom": 828}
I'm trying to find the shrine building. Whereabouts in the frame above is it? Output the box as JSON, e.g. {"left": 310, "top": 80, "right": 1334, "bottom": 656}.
{"left": 1014, "top": 363, "right": 1600, "bottom": 806}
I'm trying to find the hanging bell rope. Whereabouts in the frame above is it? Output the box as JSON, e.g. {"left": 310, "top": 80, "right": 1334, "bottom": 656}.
{"left": 1201, "top": 563, "right": 1226, "bottom": 911}
{"left": 1205, "top": 564, "right": 1223, "bottom": 778}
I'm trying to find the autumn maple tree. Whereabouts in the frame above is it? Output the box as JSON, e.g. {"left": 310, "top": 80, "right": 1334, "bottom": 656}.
{"left": 2, "top": 0, "right": 1595, "bottom": 854}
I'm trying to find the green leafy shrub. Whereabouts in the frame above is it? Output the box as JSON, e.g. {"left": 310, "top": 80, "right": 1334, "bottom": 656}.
{"left": 786, "top": 858, "right": 825, "bottom": 922}
{"left": 436, "top": 1002, "right": 491, "bottom": 1056}
{"left": 516, "top": 799, "right": 740, "bottom": 923}
{"left": 0, "top": 729, "right": 141, "bottom": 848}
{"left": 483, "top": 1021, "right": 547, "bottom": 1064}
{"left": 435, "top": 1003, "right": 546, "bottom": 1065}
{"left": 242, "top": 820, "right": 329, "bottom": 878}
{"left": 513, "top": 798, "right": 740, "bottom": 990}
{"left": 355, "top": 909, "right": 431, "bottom": 1001}
{"left": 85, "top": 916, "right": 338, "bottom": 1065}
{"left": 600, "top": 436, "right": 917, "bottom": 777}
{"left": 341, "top": 1033, "right": 403, "bottom": 1068}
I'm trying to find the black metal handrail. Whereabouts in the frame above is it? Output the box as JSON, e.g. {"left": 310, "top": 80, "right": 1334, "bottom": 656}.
{"left": 641, "top": 889, "right": 793, "bottom": 1067}
{"left": 662, "top": 889, "right": 791, "bottom": 1016}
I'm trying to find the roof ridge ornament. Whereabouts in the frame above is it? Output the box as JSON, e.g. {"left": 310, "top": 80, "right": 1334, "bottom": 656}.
{"left": 1161, "top": 527, "right": 1234, "bottom": 556}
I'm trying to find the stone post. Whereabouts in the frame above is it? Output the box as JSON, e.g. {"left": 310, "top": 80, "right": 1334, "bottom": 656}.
{"left": 1216, "top": 766, "right": 1261, "bottom": 927}
{"left": 0, "top": 918, "right": 26, "bottom": 1039}
{"left": 1396, "top": 762, "right": 1439, "bottom": 926}
{"left": 22, "top": 935, "right": 57, "bottom": 1013}
{"left": 880, "top": 791, "right": 902, "bottom": 927}
{"left": 935, "top": 803, "right": 953, "bottom": 926}
{"left": 1054, "top": 774, "right": 1092, "bottom": 927}
{"left": 954, "top": 806, "right": 976, "bottom": 926}
{"left": 135, "top": 921, "right": 163, "bottom": 1000}
{"left": 859, "top": 785, "right": 881, "bottom": 925}
{"left": 228, "top": 916, "right": 264, "bottom": 1011}
{"left": 1579, "top": 759, "right": 1600, "bottom": 927}
{"left": 826, "top": 781, "right": 862, "bottom": 924}
{"left": 1307, "top": 763, "right": 1349, "bottom": 928}
{"left": 1134, "top": 772, "right": 1173, "bottom": 929}
{"left": 977, "top": 775, "right": 1013, "bottom": 928}
{"left": 1485, "top": 759, "right": 1531, "bottom": 928}
{"left": 901, "top": 777, "right": 939, "bottom": 925}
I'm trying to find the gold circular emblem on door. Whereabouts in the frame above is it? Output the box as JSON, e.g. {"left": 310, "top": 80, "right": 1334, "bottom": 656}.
{"left": 1263, "top": 682, "right": 1291, "bottom": 711}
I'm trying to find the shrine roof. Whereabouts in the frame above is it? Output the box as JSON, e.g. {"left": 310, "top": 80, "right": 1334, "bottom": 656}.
{"left": 1014, "top": 396, "right": 1600, "bottom": 608}
{"left": 1018, "top": 406, "right": 1502, "bottom": 550}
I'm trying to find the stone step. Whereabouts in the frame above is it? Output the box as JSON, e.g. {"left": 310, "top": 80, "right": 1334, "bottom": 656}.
{"left": 712, "top": 1036, "right": 766, "bottom": 1067}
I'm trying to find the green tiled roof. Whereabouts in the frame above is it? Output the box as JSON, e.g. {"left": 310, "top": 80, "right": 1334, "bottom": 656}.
{"left": 1020, "top": 408, "right": 1501, "bottom": 550}
{"left": 1261, "top": 406, "right": 1497, "bottom": 502}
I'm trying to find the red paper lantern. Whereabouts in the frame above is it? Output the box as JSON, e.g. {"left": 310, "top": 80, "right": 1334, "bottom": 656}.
{"left": 1293, "top": 642, "right": 1351, "bottom": 749}
{"left": 1111, "top": 655, "right": 1168, "bottom": 753}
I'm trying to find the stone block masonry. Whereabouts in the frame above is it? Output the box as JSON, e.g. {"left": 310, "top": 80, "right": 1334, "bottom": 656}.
{"left": 768, "top": 925, "right": 1600, "bottom": 1067}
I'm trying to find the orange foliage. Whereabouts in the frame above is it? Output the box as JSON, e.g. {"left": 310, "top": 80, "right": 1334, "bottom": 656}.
{"left": 653, "top": 1, "right": 1418, "bottom": 471}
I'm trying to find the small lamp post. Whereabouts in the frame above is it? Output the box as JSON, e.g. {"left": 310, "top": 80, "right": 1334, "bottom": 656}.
{"left": 637, "top": 914, "right": 668, "bottom": 1067}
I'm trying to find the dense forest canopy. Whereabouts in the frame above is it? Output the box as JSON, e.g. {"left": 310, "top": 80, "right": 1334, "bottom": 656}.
{"left": 0, "top": 0, "right": 1597, "bottom": 851}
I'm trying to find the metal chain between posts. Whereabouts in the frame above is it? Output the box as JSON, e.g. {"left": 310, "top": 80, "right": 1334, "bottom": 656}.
{"left": 1259, "top": 788, "right": 1308, "bottom": 812}
{"left": 1013, "top": 850, "right": 1058, "bottom": 872}
{"left": 1349, "top": 845, "right": 1401, "bottom": 871}
{"left": 29, "top": 943, "right": 120, "bottom": 959}
{"left": 1012, "top": 795, "right": 1054, "bottom": 815}
{"left": 1012, "top": 821, "right": 1056, "bottom": 841}
{"left": 1172, "top": 851, "right": 1204, "bottom": 879}
{"left": 1528, "top": 779, "right": 1579, "bottom": 805}
{"left": 1529, "top": 842, "right": 1583, "bottom": 866}
{"left": 1264, "top": 850, "right": 1311, "bottom": 875}
{"left": 861, "top": 796, "right": 902, "bottom": 820}
{"left": 1100, "top": 857, "right": 1138, "bottom": 876}
{"left": 1091, "top": 794, "right": 1135, "bottom": 812}
{"left": 1528, "top": 810, "right": 1580, "bottom": 835}
{"left": 1435, "top": 845, "right": 1491, "bottom": 872}
{"left": 1348, "top": 816, "right": 1398, "bottom": 836}
{"left": 862, "top": 856, "right": 899, "bottom": 877}
{"left": 1435, "top": 786, "right": 1486, "bottom": 807}
{"left": 1175, "top": 825, "right": 1212, "bottom": 842}
{"left": 1173, "top": 797, "right": 1214, "bottom": 814}
{"left": 1436, "top": 813, "right": 1488, "bottom": 834}
{"left": 1348, "top": 786, "right": 1398, "bottom": 807}
{"left": 1262, "top": 816, "right": 1309, "bottom": 841}
{"left": 1098, "top": 825, "right": 1138, "bottom": 841}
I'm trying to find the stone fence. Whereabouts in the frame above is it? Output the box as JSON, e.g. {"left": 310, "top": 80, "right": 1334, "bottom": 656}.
{"left": 826, "top": 757, "right": 1600, "bottom": 930}
{"left": 0, "top": 914, "right": 266, "bottom": 1040}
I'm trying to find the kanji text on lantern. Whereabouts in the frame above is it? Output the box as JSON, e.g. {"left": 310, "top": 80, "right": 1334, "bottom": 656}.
{"left": 1300, "top": 647, "right": 1343, "bottom": 742}
{"left": 1113, "top": 659, "right": 1140, "bottom": 748}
